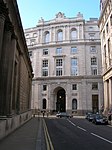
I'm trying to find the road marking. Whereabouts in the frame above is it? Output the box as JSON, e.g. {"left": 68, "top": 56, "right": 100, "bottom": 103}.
{"left": 68, "top": 119, "right": 76, "bottom": 126}
{"left": 77, "top": 126, "right": 87, "bottom": 132}
{"left": 43, "top": 119, "right": 54, "bottom": 150}
{"left": 68, "top": 119, "right": 87, "bottom": 131}
{"left": 91, "top": 133, "right": 112, "bottom": 144}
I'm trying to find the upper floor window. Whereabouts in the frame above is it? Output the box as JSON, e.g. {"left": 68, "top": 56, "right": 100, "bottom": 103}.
{"left": 72, "top": 84, "right": 77, "bottom": 90}
{"left": 71, "top": 47, "right": 77, "bottom": 53}
{"left": 89, "top": 27, "right": 93, "bottom": 31}
{"left": 43, "top": 49, "right": 48, "bottom": 55}
{"left": 91, "top": 57, "right": 97, "bottom": 65}
{"left": 57, "top": 30, "right": 63, "bottom": 41}
{"left": 25, "top": 34, "right": 29, "bottom": 38}
{"left": 44, "top": 31, "right": 50, "bottom": 43}
{"left": 33, "top": 33, "right": 37, "bottom": 37}
{"left": 89, "top": 33, "right": 95, "bottom": 40}
{"left": 42, "top": 60, "right": 48, "bottom": 76}
{"left": 90, "top": 46, "right": 96, "bottom": 53}
{"left": 106, "top": 23, "right": 109, "bottom": 34}
{"left": 71, "top": 58, "right": 78, "bottom": 76}
{"left": 42, "top": 60, "right": 48, "bottom": 67}
{"left": 71, "top": 28, "right": 77, "bottom": 40}
{"left": 30, "top": 39, "right": 36, "bottom": 45}
{"left": 43, "top": 85, "right": 47, "bottom": 91}
{"left": 56, "top": 58, "right": 63, "bottom": 76}
{"left": 91, "top": 67, "right": 97, "bottom": 75}
{"left": 56, "top": 48, "right": 62, "bottom": 55}
{"left": 92, "top": 83, "right": 98, "bottom": 90}
{"left": 110, "top": 14, "right": 112, "bottom": 26}
{"left": 28, "top": 51, "right": 32, "bottom": 57}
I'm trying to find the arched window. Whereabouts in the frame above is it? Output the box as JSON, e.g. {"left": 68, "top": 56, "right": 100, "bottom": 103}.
{"left": 57, "top": 30, "right": 63, "bottom": 41}
{"left": 71, "top": 28, "right": 77, "bottom": 40}
{"left": 43, "top": 99, "right": 46, "bottom": 109}
{"left": 72, "top": 99, "right": 77, "bottom": 110}
{"left": 44, "top": 31, "right": 50, "bottom": 43}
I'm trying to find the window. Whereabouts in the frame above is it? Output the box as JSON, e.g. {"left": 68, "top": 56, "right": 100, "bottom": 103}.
{"left": 90, "top": 46, "right": 96, "bottom": 53}
{"left": 30, "top": 39, "right": 36, "bottom": 45}
{"left": 71, "top": 29, "right": 77, "bottom": 40}
{"left": 25, "top": 34, "right": 29, "bottom": 38}
{"left": 71, "top": 47, "right": 77, "bottom": 53}
{"left": 28, "top": 51, "right": 32, "bottom": 57}
{"left": 57, "top": 30, "right": 63, "bottom": 41}
{"left": 92, "top": 83, "right": 98, "bottom": 90}
{"left": 71, "top": 58, "right": 78, "bottom": 76}
{"left": 72, "top": 84, "right": 77, "bottom": 90}
{"left": 56, "top": 48, "right": 62, "bottom": 55}
{"left": 42, "top": 60, "right": 48, "bottom": 76}
{"left": 43, "top": 85, "right": 47, "bottom": 91}
{"left": 33, "top": 33, "right": 37, "bottom": 37}
{"left": 44, "top": 31, "right": 50, "bottom": 43}
{"left": 43, "top": 49, "right": 48, "bottom": 55}
{"left": 89, "top": 27, "right": 93, "bottom": 31}
{"left": 103, "top": 30, "right": 105, "bottom": 40}
{"left": 91, "top": 67, "right": 97, "bottom": 75}
{"left": 56, "top": 58, "right": 63, "bottom": 76}
{"left": 110, "top": 14, "right": 112, "bottom": 26}
{"left": 42, "top": 60, "right": 48, "bottom": 67}
{"left": 106, "top": 23, "right": 109, "bottom": 34}
{"left": 72, "top": 99, "right": 77, "bottom": 110}
{"left": 89, "top": 34, "right": 95, "bottom": 40}
{"left": 91, "top": 57, "right": 97, "bottom": 65}
{"left": 56, "top": 59, "right": 62, "bottom": 66}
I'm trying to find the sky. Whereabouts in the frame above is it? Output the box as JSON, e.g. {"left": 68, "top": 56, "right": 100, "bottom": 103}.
{"left": 17, "top": 0, "right": 100, "bottom": 29}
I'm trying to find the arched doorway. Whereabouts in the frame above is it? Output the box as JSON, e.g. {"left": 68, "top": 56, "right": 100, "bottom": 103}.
{"left": 43, "top": 99, "right": 46, "bottom": 109}
{"left": 56, "top": 88, "right": 66, "bottom": 112}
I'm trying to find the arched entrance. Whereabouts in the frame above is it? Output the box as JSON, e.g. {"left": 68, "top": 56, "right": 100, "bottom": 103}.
{"left": 56, "top": 88, "right": 66, "bottom": 112}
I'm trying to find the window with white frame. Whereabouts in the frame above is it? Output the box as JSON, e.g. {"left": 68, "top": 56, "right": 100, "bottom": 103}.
{"left": 71, "top": 29, "right": 77, "bottom": 40}
{"left": 71, "top": 58, "right": 78, "bottom": 76}
{"left": 72, "top": 84, "right": 77, "bottom": 90}
{"left": 44, "top": 31, "right": 50, "bottom": 43}
{"left": 42, "top": 60, "right": 48, "bottom": 76}
{"left": 43, "top": 49, "right": 48, "bottom": 55}
{"left": 56, "top": 58, "right": 63, "bottom": 76}
{"left": 91, "top": 57, "right": 97, "bottom": 65}
{"left": 90, "top": 46, "right": 96, "bottom": 53}
{"left": 57, "top": 30, "right": 63, "bottom": 41}
{"left": 89, "top": 34, "right": 95, "bottom": 40}
{"left": 71, "top": 47, "right": 77, "bottom": 53}
{"left": 92, "top": 82, "right": 98, "bottom": 90}
{"left": 56, "top": 48, "right": 62, "bottom": 55}
{"left": 91, "top": 67, "right": 97, "bottom": 75}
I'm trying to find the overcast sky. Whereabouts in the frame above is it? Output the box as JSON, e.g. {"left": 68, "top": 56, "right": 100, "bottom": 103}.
{"left": 17, "top": 0, "right": 100, "bottom": 29}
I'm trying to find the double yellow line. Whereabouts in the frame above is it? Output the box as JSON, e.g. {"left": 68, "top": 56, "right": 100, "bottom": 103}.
{"left": 43, "top": 119, "right": 54, "bottom": 150}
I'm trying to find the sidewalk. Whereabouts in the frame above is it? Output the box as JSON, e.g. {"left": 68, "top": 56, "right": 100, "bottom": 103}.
{"left": 0, "top": 117, "right": 46, "bottom": 150}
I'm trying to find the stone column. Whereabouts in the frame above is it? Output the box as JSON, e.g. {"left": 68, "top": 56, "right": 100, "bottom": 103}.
{"left": 1, "top": 19, "right": 13, "bottom": 116}
{"left": 6, "top": 33, "right": 17, "bottom": 116}
{"left": 104, "top": 80, "right": 109, "bottom": 114}
{"left": 0, "top": 2, "right": 8, "bottom": 60}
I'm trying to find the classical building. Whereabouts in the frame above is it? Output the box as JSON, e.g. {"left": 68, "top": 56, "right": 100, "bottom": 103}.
{"left": 99, "top": 0, "right": 112, "bottom": 115}
{"left": 25, "top": 12, "right": 103, "bottom": 115}
{"left": 0, "top": 0, "right": 33, "bottom": 139}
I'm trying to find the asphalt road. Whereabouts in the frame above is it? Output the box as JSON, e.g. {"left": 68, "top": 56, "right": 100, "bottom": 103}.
{"left": 45, "top": 117, "right": 112, "bottom": 150}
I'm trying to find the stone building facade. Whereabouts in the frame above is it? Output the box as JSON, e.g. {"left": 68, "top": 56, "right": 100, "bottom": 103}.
{"left": 99, "top": 0, "right": 112, "bottom": 115}
{"left": 0, "top": 0, "right": 33, "bottom": 139}
{"left": 25, "top": 12, "right": 103, "bottom": 115}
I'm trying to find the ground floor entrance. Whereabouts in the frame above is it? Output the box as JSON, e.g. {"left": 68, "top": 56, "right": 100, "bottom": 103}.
{"left": 56, "top": 88, "right": 66, "bottom": 112}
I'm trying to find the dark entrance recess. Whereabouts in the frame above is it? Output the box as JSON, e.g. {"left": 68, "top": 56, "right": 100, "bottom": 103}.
{"left": 56, "top": 89, "right": 66, "bottom": 112}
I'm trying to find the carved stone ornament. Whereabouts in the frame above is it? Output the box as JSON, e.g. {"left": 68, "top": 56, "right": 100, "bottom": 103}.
{"left": 56, "top": 12, "right": 65, "bottom": 19}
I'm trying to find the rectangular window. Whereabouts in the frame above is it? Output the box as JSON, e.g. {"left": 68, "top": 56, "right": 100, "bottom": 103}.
{"left": 43, "top": 49, "right": 48, "bottom": 55}
{"left": 42, "top": 68, "right": 48, "bottom": 76}
{"left": 90, "top": 46, "right": 96, "bottom": 53}
{"left": 72, "top": 84, "right": 77, "bottom": 90}
{"left": 43, "top": 60, "right": 48, "bottom": 67}
{"left": 71, "top": 58, "right": 78, "bottom": 76}
{"left": 71, "top": 47, "right": 77, "bottom": 53}
{"left": 56, "top": 59, "right": 62, "bottom": 66}
{"left": 89, "top": 34, "right": 95, "bottom": 40}
{"left": 91, "top": 67, "right": 97, "bottom": 75}
{"left": 56, "top": 58, "right": 63, "bottom": 76}
{"left": 28, "top": 51, "right": 32, "bottom": 57}
{"left": 106, "top": 23, "right": 109, "bottom": 33}
{"left": 43, "top": 85, "right": 47, "bottom": 91}
{"left": 56, "top": 48, "right": 62, "bottom": 55}
{"left": 91, "top": 57, "right": 97, "bottom": 65}
{"left": 56, "top": 68, "right": 62, "bottom": 76}
{"left": 92, "top": 83, "right": 98, "bottom": 90}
